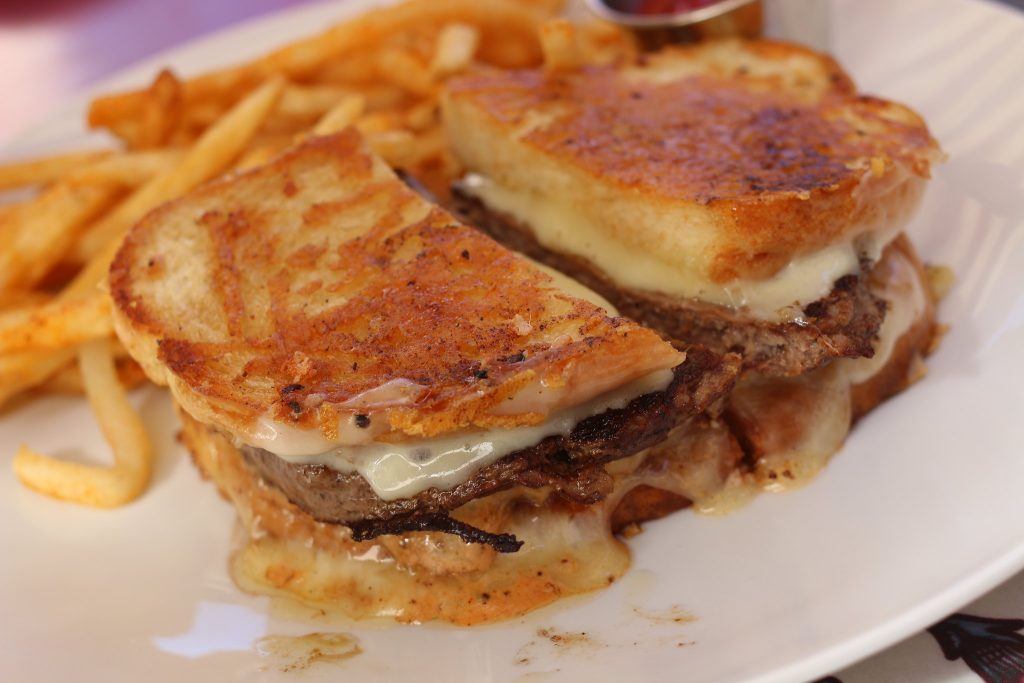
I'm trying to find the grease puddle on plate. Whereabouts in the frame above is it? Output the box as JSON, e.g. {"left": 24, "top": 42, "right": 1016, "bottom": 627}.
{"left": 256, "top": 632, "right": 362, "bottom": 672}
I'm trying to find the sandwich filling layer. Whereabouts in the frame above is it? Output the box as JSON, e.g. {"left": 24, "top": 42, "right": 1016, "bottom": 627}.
{"left": 245, "top": 367, "right": 673, "bottom": 501}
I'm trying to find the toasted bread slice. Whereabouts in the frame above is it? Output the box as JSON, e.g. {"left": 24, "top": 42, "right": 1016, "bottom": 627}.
{"left": 110, "top": 130, "right": 685, "bottom": 449}
{"left": 443, "top": 39, "right": 942, "bottom": 320}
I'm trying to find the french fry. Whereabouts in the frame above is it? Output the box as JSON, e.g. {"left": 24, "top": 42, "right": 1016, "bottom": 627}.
{"left": 35, "top": 353, "right": 147, "bottom": 395}
{"left": 376, "top": 47, "right": 435, "bottom": 97}
{"left": 312, "top": 53, "right": 380, "bottom": 85}
{"left": 0, "top": 181, "right": 120, "bottom": 292}
{"left": 275, "top": 83, "right": 350, "bottom": 121}
{"left": 0, "top": 150, "right": 112, "bottom": 190}
{"left": 0, "top": 347, "right": 77, "bottom": 409}
{"left": 539, "top": 19, "right": 582, "bottom": 73}
{"left": 235, "top": 144, "right": 282, "bottom": 172}
{"left": 404, "top": 98, "right": 439, "bottom": 132}
{"left": 429, "top": 24, "right": 480, "bottom": 77}
{"left": 578, "top": 20, "right": 639, "bottom": 64}
{"left": 313, "top": 94, "right": 367, "bottom": 136}
{"left": 134, "top": 69, "right": 185, "bottom": 149}
{"left": 366, "top": 129, "right": 419, "bottom": 168}
{"left": 87, "top": 0, "right": 550, "bottom": 146}
{"left": 0, "top": 289, "right": 52, "bottom": 313}
{"left": 66, "top": 149, "right": 184, "bottom": 188}
{"left": 0, "top": 291, "right": 112, "bottom": 354}
{"left": 355, "top": 110, "right": 405, "bottom": 135}
{"left": 73, "top": 76, "right": 286, "bottom": 265}
{"left": 13, "top": 337, "right": 152, "bottom": 507}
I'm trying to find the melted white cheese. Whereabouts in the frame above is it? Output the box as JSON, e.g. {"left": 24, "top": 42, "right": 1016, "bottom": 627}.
{"left": 460, "top": 173, "right": 902, "bottom": 321}
{"left": 253, "top": 368, "right": 673, "bottom": 501}
{"left": 527, "top": 258, "right": 619, "bottom": 315}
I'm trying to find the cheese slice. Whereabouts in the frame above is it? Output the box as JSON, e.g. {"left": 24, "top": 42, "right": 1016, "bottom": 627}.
{"left": 459, "top": 172, "right": 904, "bottom": 321}
{"left": 246, "top": 368, "right": 673, "bottom": 501}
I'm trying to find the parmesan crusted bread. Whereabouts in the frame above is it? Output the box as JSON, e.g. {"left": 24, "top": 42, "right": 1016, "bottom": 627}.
{"left": 443, "top": 39, "right": 943, "bottom": 373}
{"left": 110, "top": 130, "right": 690, "bottom": 450}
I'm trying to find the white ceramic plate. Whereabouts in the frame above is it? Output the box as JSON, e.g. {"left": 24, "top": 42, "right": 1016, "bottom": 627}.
{"left": 3, "top": 1, "right": 1024, "bottom": 681}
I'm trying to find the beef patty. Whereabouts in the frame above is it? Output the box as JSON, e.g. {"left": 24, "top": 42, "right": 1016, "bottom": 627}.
{"left": 451, "top": 188, "right": 887, "bottom": 377}
{"left": 241, "top": 346, "right": 739, "bottom": 551}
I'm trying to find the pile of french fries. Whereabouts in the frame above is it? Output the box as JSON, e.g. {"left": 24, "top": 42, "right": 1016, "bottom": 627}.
{"left": 0, "top": 0, "right": 636, "bottom": 508}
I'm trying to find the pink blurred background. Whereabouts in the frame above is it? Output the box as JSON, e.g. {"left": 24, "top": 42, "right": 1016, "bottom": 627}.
{"left": 0, "top": 0, "right": 313, "bottom": 141}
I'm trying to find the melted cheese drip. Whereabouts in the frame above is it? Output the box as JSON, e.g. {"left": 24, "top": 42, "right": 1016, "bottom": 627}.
{"left": 251, "top": 369, "right": 673, "bottom": 501}
{"left": 231, "top": 498, "right": 631, "bottom": 626}
{"left": 459, "top": 173, "right": 903, "bottom": 321}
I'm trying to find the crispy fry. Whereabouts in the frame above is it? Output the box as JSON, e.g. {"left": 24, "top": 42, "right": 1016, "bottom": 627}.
{"left": 313, "top": 94, "right": 367, "bottom": 136}
{"left": 376, "top": 47, "right": 435, "bottom": 96}
{"left": 275, "top": 83, "right": 350, "bottom": 120}
{"left": 0, "top": 289, "right": 52, "bottom": 313}
{"left": 578, "top": 20, "right": 639, "bottom": 64}
{"left": 0, "top": 291, "right": 112, "bottom": 354}
{"left": 540, "top": 19, "right": 582, "bottom": 73}
{"left": 13, "top": 338, "right": 152, "bottom": 507}
{"left": 365, "top": 129, "right": 418, "bottom": 167}
{"left": 135, "top": 69, "right": 185, "bottom": 149}
{"left": 235, "top": 145, "right": 282, "bottom": 172}
{"left": 312, "top": 53, "right": 380, "bottom": 85}
{"left": 0, "top": 150, "right": 112, "bottom": 190}
{"left": 354, "top": 109, "right": 406, "bottom": 136}
{"left": 404, "top": 98, "right": 439, "bottom": 132}
{"left": 0, "top": 181, "right": 119, "bottom": 292}
{"left": 0, "top": 348, "right": 77, "bottom": 409}
{"left": 430, "top": 24, "right": 480, "bottom": 77}
{"left": 87, "top": 0, "right": 550, "bottom": 147}
{"left": 73, "top": 76, "right": 285, "bottom": 265}
{"left": 66, "top": 149, "right": 184, "bottom": 188}
{"left": 35, "top": 353, "right": 147, "bottom": 395}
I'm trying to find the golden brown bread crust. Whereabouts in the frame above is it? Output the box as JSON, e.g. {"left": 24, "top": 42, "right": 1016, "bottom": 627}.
{"left": 110, "top": 131, "right": 682, "bottom": 443}
{"left": 444, "top": 39, "right": 942, "bottom": 283}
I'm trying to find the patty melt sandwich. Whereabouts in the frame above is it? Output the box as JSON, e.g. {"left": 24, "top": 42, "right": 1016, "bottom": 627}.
{"left": 109, "top": 131, "right": 739, "bottom": 624}
{"left": 445, "top": 39, "right": 942, "bottom": 489}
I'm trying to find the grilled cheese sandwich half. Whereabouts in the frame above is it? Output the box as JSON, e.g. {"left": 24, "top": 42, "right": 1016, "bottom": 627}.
{"left": 110, "top": 130, "right": 740, "bottom": 623}
{"left": 444, "top": 39, "right": 943, "bottom": 376}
